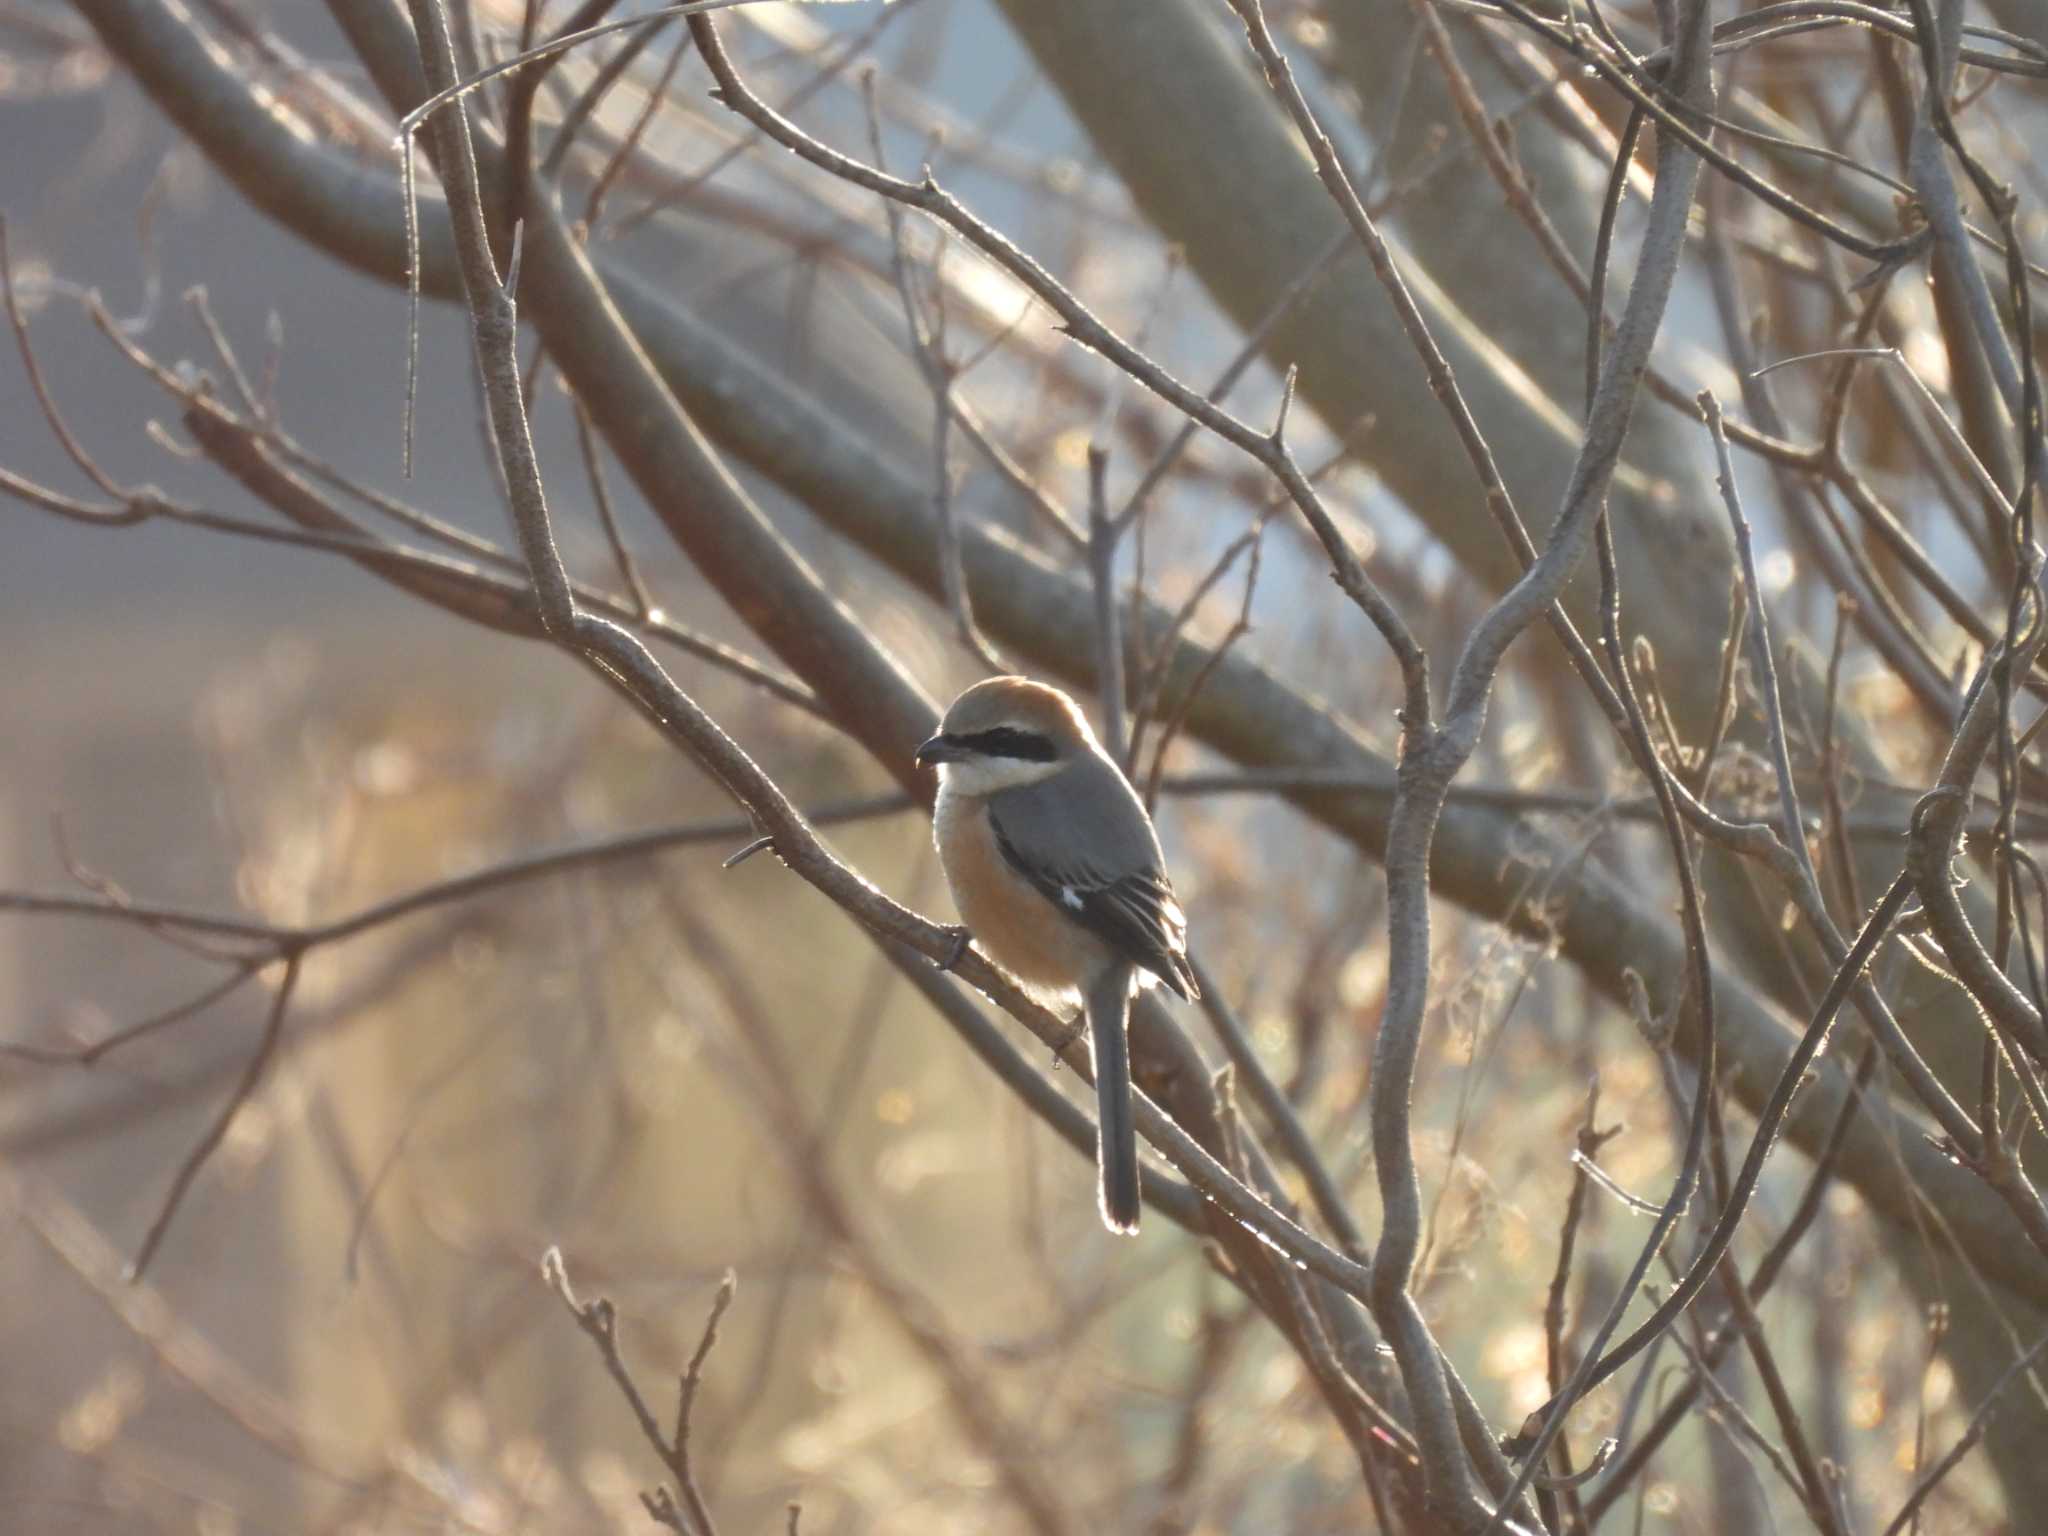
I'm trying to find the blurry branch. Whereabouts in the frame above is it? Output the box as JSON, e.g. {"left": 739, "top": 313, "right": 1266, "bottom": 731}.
{"left": 1583, "top": 1040, "right": 1884, "bottom": 1523}
{"left": 345, "top": 0, "right": 955, "bottom": 777}
{"left": 2, "top": 889, "right": 470, "bottom": 1176}
{"left": 5, "top": 1169, "right": 361, "bottom": 1481}
{"left": 662, "top": 893, "right": 1079, "bottom": 1536}
{"left": 1902, "top": 0, "right": 2047, "bottom": 486}
{"left": 0, "top": 804, "right": 1207, "bottom": 1291}
{"left": 536, "top": 7, "right": 677, "bottom": 186}
{"left": 1189, "top": 956, "right": 1364, "bottom": 1258}
{"left": 879, "top": 932, "right": 1208, "bottom": 1231}
{"left": 394, "top": 0, "right": 782, "bottom": 137}
{"left": 1481, "top": 0, "right": 1918, "bottom": 264}
{"left": 1122, "top": 231, "right": 1349, "bottom": 764}
{"left": 1510, "top": 395, "right": 2048, "bottom": 1470}
{"left": 1286, "top": 27, "right": 2048, "bottom": 1441}
{"left": 0, "top": 796, "right": 915, "bottom": 968}
{"left": 1535, "top": 1079, "right": 1614, "bottom": 1522}
{"left": 946, "top": 393, "right": 1082, "bottom": 548}
{"left": 1148, "top": 1297, "right": 1258, "bottom": 1535}
{"left": 1879, "top": 1323, "right": 2048, "bottom": 1536}
{"left": 0, "top": 964, "right": 256, "bottom": 1068}
{"left": 1138, "top": 505, "right": 1268, "bottom": 810}
{"left": 1406, "top": 0, "right": 1996, "bottom": 573}
{"left": 1116, "top": 224, "right": 1350, "bottom": 537}
{"left": 56, "top": 0, "right": 2022, "bottom": 811}
{"left": 859, "top": 69, "right": 1003, "bottom": 675}
{"left": 1087, "top": 446, "right": 1129, "bottom": 761}
{"left": 123, "top": 953, "right": 299, "bottom": 1282}
{"left": 989, "top": 0, "right": 1942, "bottom": 809}
{"left": 545, "top": 1249, "right": 733, "bottom": 1536}
{"left": 0, "top": 228, "right": 824, "bottom": 718}
{"left": 600, "top": 0, "right": 912, "bottom": 237}
{"left": 571, "top": 392, "right": 658, "bottom": 618}
{"left": 1659, "top": 1297, "right": 1813, "bottom": 1510}
{"left": 685, "top": 13, "right": 1422, "bottom": 677}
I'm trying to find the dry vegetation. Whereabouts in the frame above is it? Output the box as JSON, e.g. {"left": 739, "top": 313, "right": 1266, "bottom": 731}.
{"left": 3, "top": 0, "right": 2048, "bottom": 1532}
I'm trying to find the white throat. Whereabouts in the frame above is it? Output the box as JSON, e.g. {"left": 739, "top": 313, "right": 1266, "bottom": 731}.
{"left": 936, "top": 754, "right": 1065, "bottom": 799}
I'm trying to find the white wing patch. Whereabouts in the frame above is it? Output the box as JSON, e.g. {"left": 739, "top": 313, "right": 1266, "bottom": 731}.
{"left": 1061, "top": 885, "right": 1085, "bottom": 911}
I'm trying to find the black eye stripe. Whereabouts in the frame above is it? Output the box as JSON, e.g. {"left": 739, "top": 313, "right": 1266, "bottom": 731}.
{"left": 953, "top": 726, "right": 1059, "bottom": 762}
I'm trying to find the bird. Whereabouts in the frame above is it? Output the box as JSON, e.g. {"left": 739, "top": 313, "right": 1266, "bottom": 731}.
{"left": 915, "top": 676, "right": 1197, "bottom": 1234}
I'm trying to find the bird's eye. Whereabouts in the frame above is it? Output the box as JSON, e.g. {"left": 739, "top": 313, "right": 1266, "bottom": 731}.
{"left": 959, "top": 726, "right": 1058, "bottom": 762}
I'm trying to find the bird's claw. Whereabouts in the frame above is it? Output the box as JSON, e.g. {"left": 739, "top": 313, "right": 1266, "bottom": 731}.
{"left": 1050, "top": 1012, "right": 1086, "bottom": 1068}
{"left": 933, "top": 925, "right": 972, "bottom": 972}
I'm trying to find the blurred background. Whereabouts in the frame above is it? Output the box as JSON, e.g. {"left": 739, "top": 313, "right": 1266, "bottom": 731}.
{"left": 3, "top": 1, "right": 2044, "bottom": 1531}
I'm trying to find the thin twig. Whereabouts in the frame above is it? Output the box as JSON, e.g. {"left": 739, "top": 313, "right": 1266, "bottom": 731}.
{"left": 543, "top": 1247, "right": 734, "bottom": 1534}
{"left": 687, "top": 11, "right": 1423, "bottom": 676}
{"left": 1143, "top": 511, "right": 1268, "bottom": 809}
{"left": 128, "top": 954, "right": 301, "bottom": 1280}
{"left": 0, "top": 964, "right": 259, "bottom": 1067}
{"left": 1879, "top": 1325, "right": 2048, "bottom": 1536}
{"left": 1537, "top": 1078, "right": 1617, "bottom": 1531}
{"left": 571, "top": 392, "right": 658, "bottom": 618}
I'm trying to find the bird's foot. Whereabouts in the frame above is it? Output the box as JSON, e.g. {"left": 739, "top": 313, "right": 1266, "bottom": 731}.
{"left": 933, "top": 925, "right": 972, "bottom": 972}
{"left": 1049, "top": 1011, "right": 1086, "bottom": 1068}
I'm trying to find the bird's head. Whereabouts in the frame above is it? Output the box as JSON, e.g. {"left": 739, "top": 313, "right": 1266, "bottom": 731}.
{"left": 915, "top": 676, "right": 1097, "bottom": 796}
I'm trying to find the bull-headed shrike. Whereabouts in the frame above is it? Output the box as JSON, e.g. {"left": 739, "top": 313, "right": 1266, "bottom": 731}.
{"left": 916, "top": 676, "right": 1197, "bottom": 1234}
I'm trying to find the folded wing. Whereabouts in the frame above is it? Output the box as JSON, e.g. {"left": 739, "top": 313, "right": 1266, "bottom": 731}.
{"left": 986, "top": 757, "right": 1198, "bottom": 1001}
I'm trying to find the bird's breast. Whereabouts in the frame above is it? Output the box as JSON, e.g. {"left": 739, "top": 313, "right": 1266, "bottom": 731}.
{"left": 934, "top": 785, "right": 1105, "bottom": 998}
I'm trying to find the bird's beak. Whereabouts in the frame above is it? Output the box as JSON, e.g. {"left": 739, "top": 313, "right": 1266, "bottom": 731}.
{"left": 915, "top": 733, "right": 963, "bottom": 767}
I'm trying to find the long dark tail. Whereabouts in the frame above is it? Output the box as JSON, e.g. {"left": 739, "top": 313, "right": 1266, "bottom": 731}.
{"left": 1085, "top": 961, "right": 1141, "bottom": 1235}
